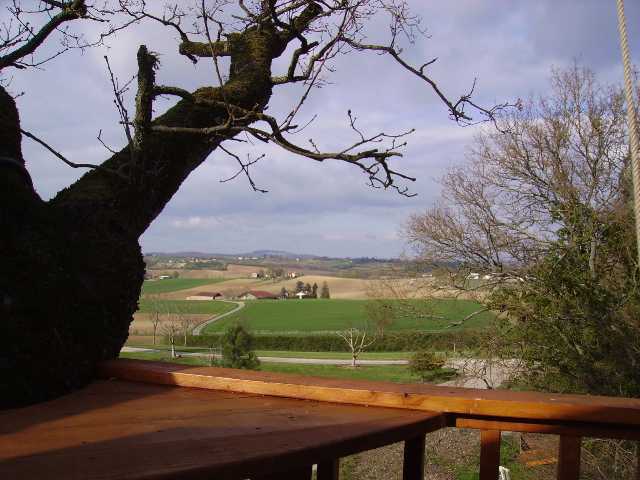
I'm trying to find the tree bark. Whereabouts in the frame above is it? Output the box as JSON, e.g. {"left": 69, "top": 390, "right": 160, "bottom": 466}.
{"left": 0, "top": 6, "right": 322, "bottom": 407}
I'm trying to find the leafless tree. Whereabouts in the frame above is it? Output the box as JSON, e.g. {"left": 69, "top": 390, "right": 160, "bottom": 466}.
{"left": 337, "top": 326, "right": 376, "bottom": 367}
{"left": 161, "top": 314, "right": 181, "bottom": 358}
{"left": 179, "top": 316, "right": 196, "bottom": 346}
{"left": 2, "top": 0, "right": 513, "bottom": 406}
{"left": 145, "top": 295, "right": 165, "bottom": 345}
{"left": 406, "top": 66, "right": 632, "bottom": 285}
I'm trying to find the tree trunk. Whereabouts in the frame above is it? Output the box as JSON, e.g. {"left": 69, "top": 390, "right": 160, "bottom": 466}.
{"left": 0, "top": 5, "right": 323, "bottom": 408}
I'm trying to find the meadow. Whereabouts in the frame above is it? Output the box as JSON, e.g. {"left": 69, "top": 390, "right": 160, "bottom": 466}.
{"left": 142, "top": 278, "right": 225, "bottom": 295}
{"left": 117, "top": 351, "right": 455, "bottom": 383}
{"left": 201, "top": 298, "right": 492, "bottom": 334}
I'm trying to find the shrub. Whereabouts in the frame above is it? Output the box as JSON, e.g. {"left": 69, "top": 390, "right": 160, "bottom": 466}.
{"left": 409, "top": 350, "right": 446, "bottom": 381}
{"left": 220, "top": 325, "right": 260, "bottom": 370}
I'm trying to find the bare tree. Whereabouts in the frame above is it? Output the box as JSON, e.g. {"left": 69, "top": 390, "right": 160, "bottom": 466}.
{"left": 405, "top": 66, "right": 640, "bottom": 399}
{"left": 161, "top": 314, "right": 181, "bottom": 359}
{"left": 406, "top": 66, "right": 631, "bottom": 284}
{"left": 145, "top": 295, "right": 165, "bottom": 345}
{"left": 1, "top": 0, "right": 512, "bottom": 407}
{"left": 338, "top": 327, "right": 376, "bottom": 367}
{"left": 179, "top": 316, "right": 196, "bottom": 346}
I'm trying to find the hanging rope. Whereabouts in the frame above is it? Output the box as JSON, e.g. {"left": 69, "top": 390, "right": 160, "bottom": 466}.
{"left": 616, "top": 0, "right": 640, "bottom": 265}
{"left": 616, "top": 4, "right": 640, "bottom": 476}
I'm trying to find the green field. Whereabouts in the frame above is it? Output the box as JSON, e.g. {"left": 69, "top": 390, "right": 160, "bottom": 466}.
{"left": 142, "top": 278, "right": 225, "bottom": 295}
{"left": 122, "top": 344, "right": 412, "bottom": 360}
{"left": 202, "top": 298, "right": 492, "bottom": 334}
{"left": 255, "top": 350, "right": 412, "bottom": 360}
{"left": 118, "top": 351, "right": 455, "bottom": 384}
{"left": 137, "top": 299, "right": 237, "bottom": 315}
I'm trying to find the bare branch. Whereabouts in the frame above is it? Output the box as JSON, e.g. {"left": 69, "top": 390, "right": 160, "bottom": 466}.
{"left": 20, "top": 128, "right": 125, "bottom": 179}
{"left": 0, "top": 0, "right": 87, "bottom": 70}
{"left": 338, "top": 36, "right": 515, "bottom": 125}
{"left": 218, "top": 145, "right": 268, "bottom": 193}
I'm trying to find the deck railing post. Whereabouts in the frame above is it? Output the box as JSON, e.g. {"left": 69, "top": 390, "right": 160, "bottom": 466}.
{"left": 402, "top": 434, "right": 426, "bottom": 480}
{"left": 318, "top": 459, "right": 340, "bottom": 480}
{"left": 557, "top": 435, "right": 581, "bottom": 480}
{"left": 480, "top": 430, "right": 501, "bottom": 480}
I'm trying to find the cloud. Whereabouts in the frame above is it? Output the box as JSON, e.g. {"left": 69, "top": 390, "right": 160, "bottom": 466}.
{"left": 9, "top": 1, "right": 640, "bottom": 257}
{"left": 169, "top": 216, "right": 223, "bottom": 229}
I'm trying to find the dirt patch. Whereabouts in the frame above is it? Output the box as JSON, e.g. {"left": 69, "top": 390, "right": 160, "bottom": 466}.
{"left": 160, "top": 275, "right": 374, "bottom": 300}
{"left": 347, "top": 428, "right": 480, "bottom": 480}
{"left": 126, "top": 335, "right": 154, "bottom": 344}
{"left": 150, "top": 268, "right": 246, "bottom": 279}
{"left": 129, "top": 313, "right": 211, "bottom": 335}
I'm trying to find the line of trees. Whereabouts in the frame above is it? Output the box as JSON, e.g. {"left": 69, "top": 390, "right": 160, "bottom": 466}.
{"left": 279, "top": 280, "right": 330, "bottom": 298}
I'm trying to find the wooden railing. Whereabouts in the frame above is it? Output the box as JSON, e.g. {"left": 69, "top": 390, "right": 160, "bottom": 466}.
{"left": 99, "top": 359, "right": 640, "bottom": 480}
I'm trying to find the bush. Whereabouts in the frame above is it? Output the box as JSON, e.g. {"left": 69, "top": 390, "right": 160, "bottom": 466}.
{"left": 220, "top": 325, "right": 260, "bottom": 370}
{"left": 408, "top": 350, "right": 446, "bottom": 381}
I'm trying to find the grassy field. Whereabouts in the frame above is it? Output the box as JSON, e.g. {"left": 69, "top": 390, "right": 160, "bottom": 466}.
{"left": 202, "top": 298, "right": 492, "bottom": 334}
{"left": 142, "top": 278, "right": 225, "bottom": 295}
{"left": 137, "top": 299, "right": 237, "bottom": 315}
{"left": 121, "top": 344, "right": 412, "bottom": 360}
{"left": 118, "top": 351, "right": 455, "bottom": 383}
{"left": 255, "top": 350, "right": 412, "bottom": 360}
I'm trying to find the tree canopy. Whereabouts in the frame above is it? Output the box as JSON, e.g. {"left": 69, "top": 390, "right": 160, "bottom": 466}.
{"left": 406, "top": 66, "right": 640, "bottom": 398}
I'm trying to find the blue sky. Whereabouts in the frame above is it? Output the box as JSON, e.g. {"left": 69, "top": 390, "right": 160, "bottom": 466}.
{"left": 8, "top": 1, "right": 640, "bottom": 258}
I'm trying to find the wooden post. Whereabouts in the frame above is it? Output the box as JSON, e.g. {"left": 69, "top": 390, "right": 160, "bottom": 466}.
{"left": 318, "top": 459, "right": 340, "bottom": 480}
{"left": 557, "top": 435, "right": 581, "bottom": 480}
{"left": 479, "top": 430, "right": 501, "bottom": 480}
{"left": 255, "top": 465, "right": 312, "bottom": 480}
{"left": 403, "top": 434, "right": 426, "bottom": 480}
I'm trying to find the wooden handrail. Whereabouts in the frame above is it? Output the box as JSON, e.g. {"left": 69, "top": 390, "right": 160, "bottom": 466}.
{"left": 99, "top": 359, "right": 640, "bottom": 480}
{"left": 99, "top": 359, "right": 640, "bottom": 434}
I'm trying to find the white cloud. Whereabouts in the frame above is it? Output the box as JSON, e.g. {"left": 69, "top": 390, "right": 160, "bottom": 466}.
{"left": 9, "top": 0, "right": 640, "bottom": 257}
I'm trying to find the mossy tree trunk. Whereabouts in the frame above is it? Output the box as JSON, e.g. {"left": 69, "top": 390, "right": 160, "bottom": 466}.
{"left": 0, "top": 12, "right": 318, "bottom": 407}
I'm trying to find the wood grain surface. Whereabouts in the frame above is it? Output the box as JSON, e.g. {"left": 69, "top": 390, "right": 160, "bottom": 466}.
{"left": 0, "top": 379, "right": 443, "bottom": 480}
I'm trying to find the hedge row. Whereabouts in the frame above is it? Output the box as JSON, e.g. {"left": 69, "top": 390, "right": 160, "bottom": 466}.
{"left": 177, "top": 330, "right": 483, "bottom": 352}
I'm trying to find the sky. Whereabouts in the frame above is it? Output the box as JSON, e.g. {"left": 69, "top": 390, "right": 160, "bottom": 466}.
{"left": 7, "top": 0, "right": 640, "bottom": 258}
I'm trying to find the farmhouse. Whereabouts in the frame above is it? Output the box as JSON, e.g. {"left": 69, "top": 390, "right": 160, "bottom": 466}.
{"left": 186, "top": 292, "right": 222, "bottom": 301}
{"left": 238, "top": 290, "right": 278, "bottom": 300}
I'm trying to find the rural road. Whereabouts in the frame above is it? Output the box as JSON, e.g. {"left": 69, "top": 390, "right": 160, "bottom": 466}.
{"left": 191, "top": 301, "right": 245, "bottom": 335}
{"left": 121, "top": 347, "right": 407, "bottom": 365}
{"left": 120, "top": 348, "right": 516, "bottom": 387}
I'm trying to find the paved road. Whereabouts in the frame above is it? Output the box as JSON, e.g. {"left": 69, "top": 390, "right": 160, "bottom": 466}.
{"left": 121, "top": 347, "right": 408, "bottom": 365}
{"left": 120, "top": 347, "right": 516, "bottom": 387}
{"left": 191, "top": 301, "right": 245, "bottom": 335}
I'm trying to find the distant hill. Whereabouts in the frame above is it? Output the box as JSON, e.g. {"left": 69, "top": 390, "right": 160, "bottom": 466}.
{"left": 144, "top": 250, "right": 399, "bottom": 261}
{"left": 145, "top": 250, "right": 322, "bottom": 260}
